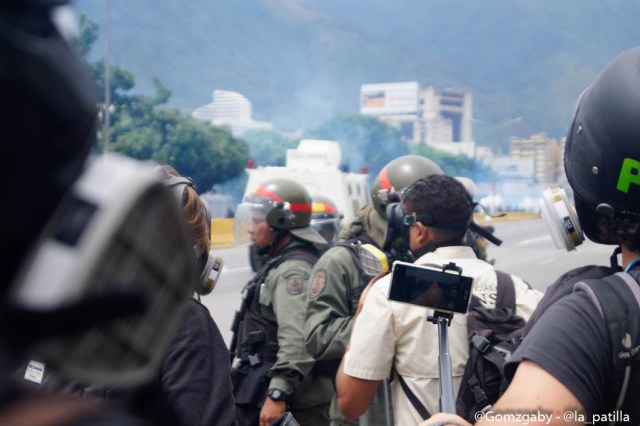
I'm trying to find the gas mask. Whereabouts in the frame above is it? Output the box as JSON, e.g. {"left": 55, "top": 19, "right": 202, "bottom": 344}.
{"left": 537, "top": 187, "right": 585, "bottom": 251}
{"left": 8, "top": 154, "right": 196, "bottom": 388}
{"left": 358, "top": 201, "right": 411, "bottom": 276}
{"left": 361, "top": 198, "right": 504, "bottom": 276}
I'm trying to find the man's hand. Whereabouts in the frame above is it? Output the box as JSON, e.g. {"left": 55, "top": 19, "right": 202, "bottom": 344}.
{"left": 418, "top": 412, "right": 471, "bottom": 426}
{"left": 259, "top": 397, "right": 286, "bottom": 426}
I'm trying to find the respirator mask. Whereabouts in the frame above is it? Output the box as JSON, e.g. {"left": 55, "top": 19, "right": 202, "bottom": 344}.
{"left": 360, "top": 188, "right": 504, "bottom": 276}
{"left": 8, "top": 154, "right": 197, "bottom": 388}
{"left": 537, "top": 187, "right": 585, "bottom": 251}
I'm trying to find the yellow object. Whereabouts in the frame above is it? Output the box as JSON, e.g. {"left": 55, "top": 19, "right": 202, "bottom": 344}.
{"left": 211, "top": 218, "right": 235, "bottom": 247}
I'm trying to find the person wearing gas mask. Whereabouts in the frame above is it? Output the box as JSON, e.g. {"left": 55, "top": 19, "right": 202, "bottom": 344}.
{"left": 104, "top": 164, "right": 236, "bottom": 426}
{"left": 0, "top": 1, "right": 199, "bottom": 425}
{"left": 304, "top": 155, "right": 444, "bottom": 426}
{"left": 230, "top": 178, "right": 333, "bottom": 426}
{"left": 419, "top": 46, "right": 640, "bottom": 426}
{"left": 335, "top": 175, "right": 541, "bottom": 426}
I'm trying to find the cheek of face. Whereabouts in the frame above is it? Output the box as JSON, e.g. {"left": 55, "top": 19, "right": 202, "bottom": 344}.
{"left": 249, "top": 214, "right": 273, "bottom": 248}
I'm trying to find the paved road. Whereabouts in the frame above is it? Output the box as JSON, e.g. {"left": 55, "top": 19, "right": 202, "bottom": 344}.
{"left": 202, "top": 217, "right": 616, "bottom": 345}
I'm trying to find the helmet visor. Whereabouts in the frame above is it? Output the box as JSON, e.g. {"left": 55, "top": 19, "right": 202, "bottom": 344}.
{"left": 310, "top": 217, "right": 341, "bottom": 245}
{"left": 233, "top": 202, "right": 269, "bottom": 247}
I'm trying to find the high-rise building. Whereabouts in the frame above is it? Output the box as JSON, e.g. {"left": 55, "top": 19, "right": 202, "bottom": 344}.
{"left": 192, "top": 90, "right": 272, "bottom": 135}
{"left": 359, "top": 82, "right": 474, "bottom": 157}
{"left": 509, "top": 132, "right": 561, "bottom": 183}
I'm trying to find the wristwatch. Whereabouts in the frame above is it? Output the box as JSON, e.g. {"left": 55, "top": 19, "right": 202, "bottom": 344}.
{"left": 267, "top": 388, "right": 289, "bottom": 401}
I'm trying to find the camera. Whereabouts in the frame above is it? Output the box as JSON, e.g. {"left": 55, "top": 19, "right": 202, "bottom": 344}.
{"left": 388, "top": 261, "right": 473, "bottom": 314}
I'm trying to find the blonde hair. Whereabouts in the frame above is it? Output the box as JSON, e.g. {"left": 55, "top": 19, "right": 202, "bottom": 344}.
{"left": 160, "top": 164, "right": 210, "bottom": 258}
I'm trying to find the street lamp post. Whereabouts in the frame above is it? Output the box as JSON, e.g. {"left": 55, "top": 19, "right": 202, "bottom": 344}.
{"left": 103, "top": 0, "right": 110, "bottom": 154}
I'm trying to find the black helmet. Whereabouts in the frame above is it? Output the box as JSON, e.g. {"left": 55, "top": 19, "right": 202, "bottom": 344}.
{"left": 245, "top": 178, "right": 327, "bottom": 246}
{"left": 0, "top": 1, "right": 97, "bottom": 289}
{"left": 371, "top": 155, "right": 444, "bottom": 218}
{"left": 564, "top": 46, "right": 640, "bottom": 244}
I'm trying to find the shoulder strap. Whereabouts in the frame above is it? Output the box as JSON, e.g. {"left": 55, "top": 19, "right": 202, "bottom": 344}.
{"left": 495, "top": 270, "right": 515, "bottom": 311}
{"left": 573, "top": 272, "right": 640, "bottom": 417}
{"left": 267, "top": 245, "right": 320, "bottom": 271}
{"left": 392, "top": 367, "right": 431, "bottom": 420}
{"left": 469, "top": 269, "right": 515, "bottom": 311}
{"left": 336, "top": 235, "right": 376, "bottom": 279}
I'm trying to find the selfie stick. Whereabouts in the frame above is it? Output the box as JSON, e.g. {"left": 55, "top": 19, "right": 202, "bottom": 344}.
{"left": 427, "top": 310, "right": 456, "bottom": 413}
{"left": 426, "top": 262, "right": 463, "bottom": 414}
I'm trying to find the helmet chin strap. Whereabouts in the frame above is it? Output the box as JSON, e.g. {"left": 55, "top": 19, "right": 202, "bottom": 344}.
{"left": 610, "top": 246, "right": 623, "bottom": 271}
{"left": 255, "top": 229, "right": 288, "bottom": 256}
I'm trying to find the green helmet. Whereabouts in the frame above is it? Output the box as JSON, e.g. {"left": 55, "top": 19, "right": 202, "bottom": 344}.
{"left": 311, "top": 194, "right": 342, "bottom": 245}
{"left": 245, "top": 178, "right": 327, "bottom": 245}
{"left": 371, "top": 155, "right": 444, "bottom": 218}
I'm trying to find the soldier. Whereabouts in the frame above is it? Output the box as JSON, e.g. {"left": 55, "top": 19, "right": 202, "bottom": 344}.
{"left": 304, "top": 155, "right": 444, "bottom": 426}
{"left": 230, "top": 178, "right": 333, "bottom": 426}
{"left": 311, "top": 195, "right": 343, "bottom": 251}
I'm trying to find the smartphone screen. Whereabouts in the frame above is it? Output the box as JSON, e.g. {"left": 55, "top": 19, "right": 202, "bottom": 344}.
{"left": 388, "top": 261, "right": 473, "bottom": 314}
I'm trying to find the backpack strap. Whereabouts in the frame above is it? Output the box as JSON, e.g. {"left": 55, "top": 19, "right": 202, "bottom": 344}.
{"left": 468, "top": 270, "right": 515, "bottom": 313}
{"left": 572, "top": 272, "right": 640, "bottom": 420}
{"left": 392, "top": 366, "right": 431, "bottom": 420}
{"left": 494, "top": 270, "right": 515, "bottom": 311}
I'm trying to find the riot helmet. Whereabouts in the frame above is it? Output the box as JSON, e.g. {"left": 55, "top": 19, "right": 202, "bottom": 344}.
{"left": 564, "top": 46, "right": 640, "bottom": 244}
{"left": 235, "top": 178, "right": 327, "bottom": 249}
{"left": 371, "top": 155, "right": 444, "bottom": 218}
{"left": 311, "top": 195, "right": 343, "bottom": 245}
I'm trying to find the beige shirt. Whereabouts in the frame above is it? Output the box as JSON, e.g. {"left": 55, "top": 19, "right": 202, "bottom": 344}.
{"left": 343, "top": 246, "right": 542, "bottom": 425}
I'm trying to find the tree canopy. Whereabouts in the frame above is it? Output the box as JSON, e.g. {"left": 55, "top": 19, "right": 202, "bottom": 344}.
{"left": 304, "top": 114, "right": 410, "bottom": 180}
{"left": 240, "top": 129, "right": 297, "bottom": 167}
{"left": 79, "top": 14, "right": 248, "bottom": 193}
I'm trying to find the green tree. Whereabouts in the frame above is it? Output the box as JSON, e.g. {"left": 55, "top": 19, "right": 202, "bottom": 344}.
{"left": 305, "top": 114, "right": 409, "bottom": 181}
{"left": 78, "top": 14, "right": 248, "bottom": 192}
{"left": 110, "top": 108, "right": 248, "bottom": 192}
{"left": 410, "top": 145, "right": 492, "bottom": 182}
{"left": 241, "top": 129, "right": 297, "bottom": 167}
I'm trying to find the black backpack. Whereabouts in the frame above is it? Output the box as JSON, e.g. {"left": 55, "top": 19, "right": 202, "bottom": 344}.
{"left": 455, "top": 270, "right": 526, "bottom": 422}
{"left": 517, "top": 268, "right": 640, "bottom": 424}
{"left": 395, "top": 270, "right": 527, "bottom": 421}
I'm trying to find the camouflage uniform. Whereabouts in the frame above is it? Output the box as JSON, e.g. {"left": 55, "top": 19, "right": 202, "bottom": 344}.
{"left": 304, "top": 205, "right": 389, "bottom": 426}
{"left": 232, "top": 240, "right": 333, "bottom": 425}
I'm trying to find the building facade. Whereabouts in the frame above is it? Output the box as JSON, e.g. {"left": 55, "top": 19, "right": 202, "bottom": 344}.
{"left": 508, "top": 132, "right": 561, "bottom": 183}
{"left": 192, "top": 90, "right": 272, "bottom": 136}
{"left": 359, "top": 82, "right": 474, "bottom": 157}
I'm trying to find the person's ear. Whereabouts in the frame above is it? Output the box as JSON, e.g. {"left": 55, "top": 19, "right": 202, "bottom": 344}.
{"left": 415, "top": 222, "right": 431, "bottom": 244}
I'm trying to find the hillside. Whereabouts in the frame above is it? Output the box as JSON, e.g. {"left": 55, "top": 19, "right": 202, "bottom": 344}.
{"left": 74, "top": 0, "right": 640, "bottom": 150}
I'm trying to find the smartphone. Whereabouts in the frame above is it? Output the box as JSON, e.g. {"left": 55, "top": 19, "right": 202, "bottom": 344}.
{"left": 388, "top": 261, "right": 473, "bottom": 314}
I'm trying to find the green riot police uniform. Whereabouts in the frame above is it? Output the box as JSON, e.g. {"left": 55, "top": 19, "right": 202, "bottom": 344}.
{"left": 304, "top": 205, "right": 389, "bottom": 426}
{"left": 232, "top": 240, "right": 333, "bottom": 425}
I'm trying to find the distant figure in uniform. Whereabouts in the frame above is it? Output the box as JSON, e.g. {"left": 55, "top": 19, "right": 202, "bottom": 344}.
{"left": 230, "top": 178, "right": 333, "bottom": 426}
{"left": 304, "top": 155, "right": 444, "bottom": 426}
{"left": 310, "top": 195, "right": 343, "bottom": 251}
